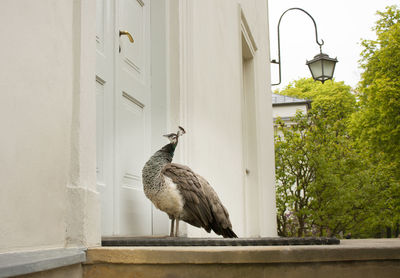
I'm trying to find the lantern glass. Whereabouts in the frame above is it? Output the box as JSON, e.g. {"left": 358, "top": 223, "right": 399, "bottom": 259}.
{"left": 323, "top": 59, "right": 336, "bottom": 78}
{"left": 308, "top": 59, "right": 323, "bottom": 80}
{"left": 306, "top": 53, "right": 338, "bottom": 83}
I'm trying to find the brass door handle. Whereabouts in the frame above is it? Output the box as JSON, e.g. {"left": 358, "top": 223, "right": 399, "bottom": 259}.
{"left": 119, "top": 30, "right": 134, "bottom": 43}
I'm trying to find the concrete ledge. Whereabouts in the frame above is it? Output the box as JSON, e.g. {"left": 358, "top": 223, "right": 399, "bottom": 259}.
{"left": 84, "top": 260, "right": 400, "bottom": 278}
{"left": 86, "top": 239, "right": 400, "bottom": 265}
{"left": 0, "top": 248, "right": 86, "bottom": 278}
{"left": 84, "top": 240, "right": 400, "bottom": 278}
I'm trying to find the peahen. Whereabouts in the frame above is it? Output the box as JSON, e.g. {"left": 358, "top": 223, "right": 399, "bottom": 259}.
{"left": 142, "top": 126, "right": 237, "bottom": 238}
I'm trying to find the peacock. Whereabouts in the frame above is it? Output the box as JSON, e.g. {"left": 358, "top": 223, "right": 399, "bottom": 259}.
{"left": 142, "top": 126, "right": 237, "bottom": 238}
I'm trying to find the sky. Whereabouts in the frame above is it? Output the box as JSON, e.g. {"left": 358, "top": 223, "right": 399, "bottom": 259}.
{"left": 268, "top": 0, "right": 399, "bottom": 90}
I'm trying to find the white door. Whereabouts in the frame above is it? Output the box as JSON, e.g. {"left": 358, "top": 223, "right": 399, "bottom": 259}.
{"left": 96, "top": 0, "right": 152, "bottom": 236}
{"left": 115, "top": 0, "right": 152, "bottom": 236}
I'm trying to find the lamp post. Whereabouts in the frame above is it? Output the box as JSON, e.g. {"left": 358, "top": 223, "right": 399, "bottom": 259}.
{"left": 271, "top": 8, "right": 338, "bottom": 86}
{"left": 306, "top": 53, "right": 338, "bottom": 84}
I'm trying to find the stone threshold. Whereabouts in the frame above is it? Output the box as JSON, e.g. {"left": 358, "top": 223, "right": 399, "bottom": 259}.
{"left": 86, "top": 239, "right": 400, "bottom": 265}
{"left": 102, "top": 236, "right": 340, "bottom": 246}
{"left": 0, "top": 248, "right": 86, "bottom": 278}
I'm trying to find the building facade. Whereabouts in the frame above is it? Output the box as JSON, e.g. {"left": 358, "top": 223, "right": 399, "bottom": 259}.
{"left": 0, "top": 0, "right": 276, "bottom": 276}
{"left": 272, "top": 93, "right": 311, "bottom": 131}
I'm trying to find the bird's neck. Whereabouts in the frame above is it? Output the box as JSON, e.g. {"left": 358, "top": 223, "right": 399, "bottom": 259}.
{"left": 142, "top": 142, "right": 177, "bottom": 184}
{"left": 160, "top": 142, "right": 177, "bottom": 158}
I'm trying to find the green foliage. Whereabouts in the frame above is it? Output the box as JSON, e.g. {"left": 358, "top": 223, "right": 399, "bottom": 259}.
{"left": 351, "top": 5, "right": 400, "bottom": 235}
{"left": 274, "top": 6, "right": 400, "bottom": 238}
{"left": 352, "top": 5, "right": 400, "bottom": 165}
{"left": 275, "top": 79, "right": 363, "bottom": 237}
{"left": 278, "top": 78, "right": 355, "bottom": 129}
{"left": 275, "top": 113, "right": 316, "bottom": 237}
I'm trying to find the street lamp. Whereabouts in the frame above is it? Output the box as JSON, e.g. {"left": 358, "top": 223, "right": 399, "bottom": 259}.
{"left": 271, "top": 8, "right": 338, "bottom": 86}
{"left": 306, "top": 53, "right": 338, "bottom": 84}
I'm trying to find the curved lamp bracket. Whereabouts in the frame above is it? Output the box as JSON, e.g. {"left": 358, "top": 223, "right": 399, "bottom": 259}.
{"left": 271, "top": 7, "right": 324, "bottom": 86}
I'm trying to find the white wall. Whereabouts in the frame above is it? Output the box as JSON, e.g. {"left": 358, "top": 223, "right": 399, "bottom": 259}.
{"left": 169, "top": 0, "right": 277, "bottom": 237}
{"left": 0, "top": 0, "right": 276, "bottom": 253}
{"left": 273, "top": 104, "right": 308, "bottom": 119}
{"left": 0, "top": 0, "right": 100, "bottom": 253}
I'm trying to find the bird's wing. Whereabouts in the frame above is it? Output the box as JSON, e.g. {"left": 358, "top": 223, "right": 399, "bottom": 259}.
{"left": 196, "top": 174, "right": 232, "bottom": 229}
{"left": 195, "top": 174, "right": 237, "bottom": 237}
{"left": 161, "top": 163, "right": 213, "bottom": 230}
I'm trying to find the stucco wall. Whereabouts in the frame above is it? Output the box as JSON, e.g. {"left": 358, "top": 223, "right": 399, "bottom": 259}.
{"left": 0, "top": 0, "right": 276, "bottom": 255}
{"left": 0, "top": 0, "right": 100, "bottom": 253}
{"left": 273, "top": 105, "right": 308, "bottom": 119}
{"left": 172, "top": 0, "right": 276, "bottom": 237}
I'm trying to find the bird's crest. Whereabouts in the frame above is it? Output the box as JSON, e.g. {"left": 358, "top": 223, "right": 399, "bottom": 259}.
{"left": 177, "top": 126, "right": 186, "bottom": 137}
{"left": 163, "top": 126, "right": 186, "bottom": 144}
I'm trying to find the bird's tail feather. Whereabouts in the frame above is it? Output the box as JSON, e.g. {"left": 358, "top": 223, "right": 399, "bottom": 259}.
{"left": 221, "top": 227, "right": 238, "bottom": 238}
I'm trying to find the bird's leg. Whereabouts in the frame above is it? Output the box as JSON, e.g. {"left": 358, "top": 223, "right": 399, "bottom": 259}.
{"left": 175, "top": 219, "right": 180, "bottom": 237}
{"left": 170, "top": 218, "right": 175, "bottom": 237}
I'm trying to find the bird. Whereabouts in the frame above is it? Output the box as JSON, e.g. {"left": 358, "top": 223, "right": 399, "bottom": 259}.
{"left": 142, "top": 126, "right": 237, "bottom": 238}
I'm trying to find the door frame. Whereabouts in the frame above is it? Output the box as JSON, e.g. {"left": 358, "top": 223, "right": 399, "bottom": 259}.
{"left": 239, "top": 7, "right": 260, "bottom": 237}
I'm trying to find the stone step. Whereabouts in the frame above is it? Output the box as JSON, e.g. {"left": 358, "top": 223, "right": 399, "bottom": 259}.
{"left": 84, "top": 239, "right": 400, "bottom": 278}
{"left": 101, "top": 236, "right": 340, "bottom": 246}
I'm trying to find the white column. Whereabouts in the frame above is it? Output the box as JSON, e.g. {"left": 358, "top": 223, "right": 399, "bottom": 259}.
{"left": 66, "top": 0, "right": 101, "bottom": 247}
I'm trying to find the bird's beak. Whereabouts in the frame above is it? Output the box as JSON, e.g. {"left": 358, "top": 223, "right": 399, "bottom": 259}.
{"left": 163, "top": 133, "right": 178, "bottom": 144}
{"left": 163, "top": 133, "right": 175, "bottom": 138}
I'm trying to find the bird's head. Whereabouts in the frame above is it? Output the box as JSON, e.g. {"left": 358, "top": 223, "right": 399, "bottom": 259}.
{"left": 163, "top": 126, "right": 186, "bottom": 145}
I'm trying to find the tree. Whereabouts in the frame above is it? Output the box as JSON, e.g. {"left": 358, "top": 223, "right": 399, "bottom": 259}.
{"left": 353, "top": 5, "right": 400, "bottom": 173}
{"left": 274, "top": 78, "right": 365, "bottom": 237}
{"left": 275, "top": 6, "right": 400, "bottom": 238}
{"left": 351, "top": 5, "right": 400, "bottom": 237}
{"left": 275, "top": 113, "right": 315, "bottom": 237}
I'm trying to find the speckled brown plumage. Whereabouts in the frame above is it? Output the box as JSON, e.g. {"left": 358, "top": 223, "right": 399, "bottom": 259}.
{"left": 162, "top": 163, "right": 237, "bottom": 237}
{"left": 142, "top": 127, "right": 237, "bottom": 238}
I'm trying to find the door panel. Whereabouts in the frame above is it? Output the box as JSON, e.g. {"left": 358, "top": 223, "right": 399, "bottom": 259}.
{"left": 96, "top": 0, "right": 163, "bottom": 237}
{"left": 120, "top": 0, "right": 145, "bottom": 82}
{"left": 115, "top": 0, "right": 152, "bottom": 236}
{"left": 118, "top": 93, "right": 151, "bottom": 235}
{"left": 119, "top": 0, "right": 148, "bottom": 103}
